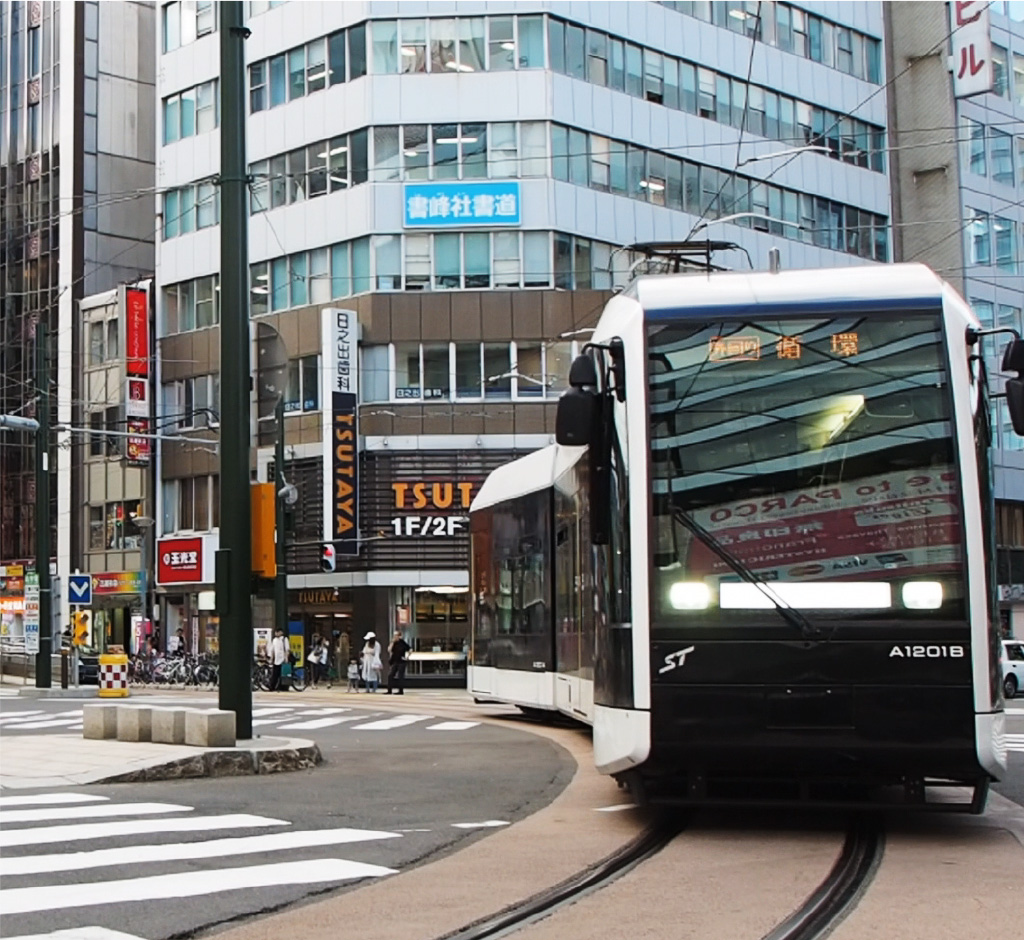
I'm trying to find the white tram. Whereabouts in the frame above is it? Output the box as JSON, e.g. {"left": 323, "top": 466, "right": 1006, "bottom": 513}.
{"left": 469, "top": 263, "right": 1021, "bottom": 811}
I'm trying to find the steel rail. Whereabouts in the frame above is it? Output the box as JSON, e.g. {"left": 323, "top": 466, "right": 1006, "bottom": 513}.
{"left": 435, "top": 815, "right": 685, "bottom": 940}
{"left": 761, "top": 817, "right": 885, "bottom": 940}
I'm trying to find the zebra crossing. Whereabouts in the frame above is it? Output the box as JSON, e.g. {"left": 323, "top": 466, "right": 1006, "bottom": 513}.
{"left": 0, "top": 704, "right": 481, "bottom": 736}
{"left": 0, "top": 790, "right": 400, "bottom": 929}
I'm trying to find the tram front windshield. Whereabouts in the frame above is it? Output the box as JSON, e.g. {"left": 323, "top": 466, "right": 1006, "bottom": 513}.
{"left": 647, "top": 311, "right": 966, "bottom": 624}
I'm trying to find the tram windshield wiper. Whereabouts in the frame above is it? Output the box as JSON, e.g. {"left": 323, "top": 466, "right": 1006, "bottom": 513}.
{"left": 671, "top": 508, "right": 823, "bottom": 641}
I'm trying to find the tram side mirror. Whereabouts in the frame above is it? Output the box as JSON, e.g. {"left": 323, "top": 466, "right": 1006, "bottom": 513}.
{"left": 1002, "top": 340, "right": 1024, "bottom": 436}
{"left": 556, "top": 354, "right": 600, "bottom": 446}
{"left": 556, "top": 387, "right": 596, "bottom": 446}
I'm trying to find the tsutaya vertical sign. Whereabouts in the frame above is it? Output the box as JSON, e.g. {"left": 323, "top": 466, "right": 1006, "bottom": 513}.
{"left": 950, "top": 1, "right": 993, "bottom": 98}
{"left": 322, "top": 308, "right": 360, "bottom": 556}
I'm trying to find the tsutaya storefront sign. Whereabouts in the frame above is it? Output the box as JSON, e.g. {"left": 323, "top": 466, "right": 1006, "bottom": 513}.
{"left": 390, "top": 480, "right": 477, "bottom": 538}
{"left": 322, "top": 308, "right": 360, "bottom": 556}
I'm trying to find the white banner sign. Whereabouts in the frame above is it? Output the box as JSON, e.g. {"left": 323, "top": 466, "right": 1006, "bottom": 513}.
{"left": 24, "top": 572, "right": 40, "bottom": 654}
{"left": 950, "top": 0, "right": 993, "bottom": 98}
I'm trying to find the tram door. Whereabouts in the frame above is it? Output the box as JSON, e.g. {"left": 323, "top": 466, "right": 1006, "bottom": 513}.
{"left": 554, "top": 486, "right": 587, "bottom": 718}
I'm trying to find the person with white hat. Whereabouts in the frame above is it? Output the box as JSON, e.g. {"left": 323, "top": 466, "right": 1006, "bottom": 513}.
{"left": 360, "top": 631, "right": 382, "bottom": 692}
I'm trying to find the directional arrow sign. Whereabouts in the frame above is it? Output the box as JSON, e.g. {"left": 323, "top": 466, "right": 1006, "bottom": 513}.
{"left": 68, "top": 574, "right": 92, "bottom": 606}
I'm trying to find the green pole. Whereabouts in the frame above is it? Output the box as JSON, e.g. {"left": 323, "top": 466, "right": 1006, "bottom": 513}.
{"left": 216, "top": 1, "right": 252, "bottom": 739}
{"left": 275, "top": 396, "right": 287, "bottom": 637}
{"left": 35, "top": 322, "right": 52, "bottom": 688}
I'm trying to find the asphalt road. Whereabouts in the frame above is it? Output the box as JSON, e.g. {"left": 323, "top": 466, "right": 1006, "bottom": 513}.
{"left": 0, "top": 703, "right": 575, "bottom": 940}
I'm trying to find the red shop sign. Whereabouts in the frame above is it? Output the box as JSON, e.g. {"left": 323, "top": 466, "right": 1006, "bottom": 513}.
{"left": 157, "top": 537, "right": 203, "bottom": 583}
{"left": 125, "top": 287, "right": 150, "bottom": 377}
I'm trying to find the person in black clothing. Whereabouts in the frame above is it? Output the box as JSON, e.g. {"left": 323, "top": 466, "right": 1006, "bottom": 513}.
{"left": 386, "top": 630, "right": 411, "bottom": 695}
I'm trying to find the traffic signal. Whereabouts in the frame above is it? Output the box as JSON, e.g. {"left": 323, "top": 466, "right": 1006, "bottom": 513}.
{"left": 72, "top": 611, "right": 90, "bottom": 647}
{"left": 321, "top": 542, "right": 336, "bottom": 572}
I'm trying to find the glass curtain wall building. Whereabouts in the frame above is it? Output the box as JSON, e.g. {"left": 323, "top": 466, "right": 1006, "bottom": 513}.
{"left": 154, "top": 0, "right": 890, "bottom": 683}
{"left": 0, "top": 1, "right": 156, "bottom": 640}
{"left": 886, "top": 0, "right": 1024, "bottom": 639}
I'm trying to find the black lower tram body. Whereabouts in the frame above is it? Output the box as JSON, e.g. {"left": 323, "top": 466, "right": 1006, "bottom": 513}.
{"left": 639, "top": 640, "right": 989, "bottom": 812}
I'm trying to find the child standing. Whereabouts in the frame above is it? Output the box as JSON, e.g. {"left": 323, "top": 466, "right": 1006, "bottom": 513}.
{"left": 346, "top": 658, "right": 360, "bottom": 693}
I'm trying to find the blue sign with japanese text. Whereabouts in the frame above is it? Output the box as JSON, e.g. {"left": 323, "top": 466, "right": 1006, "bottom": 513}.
{"left": 403, "top": 181, "right": 521, "bottom": 228}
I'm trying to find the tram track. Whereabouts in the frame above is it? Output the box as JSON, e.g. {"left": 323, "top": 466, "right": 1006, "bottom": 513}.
{"left": 432, "top": 814, "right": 883, "bottom": 940}
{"left": 762, "top": 818, "right": 883, "bottom": 940}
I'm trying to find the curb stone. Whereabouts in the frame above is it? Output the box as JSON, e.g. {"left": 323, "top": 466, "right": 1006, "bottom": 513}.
{"left": 96, "top": 742, "right": 322, "bottom": 783}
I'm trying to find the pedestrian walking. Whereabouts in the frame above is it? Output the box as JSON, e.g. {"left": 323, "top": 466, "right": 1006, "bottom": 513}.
{"left": 360, "top": 631, "right": 382, "bottom": 692}
{"left": 387, "top": 630, "right": 411, "bottom": 695}
{"left": 320, "top": 637, "right": 334, "bottom": 689}
{"left": 269, "top": 628, "right": 289, "bottom": 691}
{"left": 307, "top": 633, "right": 322, "bottom": 687}
{"left": 346, "top": 658, "right": 360, "bottom": 692}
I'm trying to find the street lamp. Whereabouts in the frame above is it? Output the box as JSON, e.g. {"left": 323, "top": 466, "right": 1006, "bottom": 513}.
{"left": 692, "top": 213, "right": 804, "bottom": 234}
{"left": 737, "top": 145, "right": 831, "bottom": 167}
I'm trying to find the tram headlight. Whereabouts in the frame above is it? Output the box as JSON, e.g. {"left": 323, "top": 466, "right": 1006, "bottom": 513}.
{"left": 902, "top": 581, "right": 943, "bottom": 610}
{"left": 669, "top": 582, "right": 712, "bottom": 610}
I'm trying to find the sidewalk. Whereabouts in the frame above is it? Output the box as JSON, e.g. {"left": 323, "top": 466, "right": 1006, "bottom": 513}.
{"left": 0, "top": 682, "right": 492, "bottom": 791}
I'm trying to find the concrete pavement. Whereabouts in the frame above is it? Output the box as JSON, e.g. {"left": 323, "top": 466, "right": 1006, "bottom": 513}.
{"left": 0, "top": 682, "right": 495, "bottom": 790}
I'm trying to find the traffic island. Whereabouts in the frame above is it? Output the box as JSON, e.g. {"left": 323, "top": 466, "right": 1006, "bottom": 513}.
{"left": 98, "top": 737, "right": 322, "bottom": 783}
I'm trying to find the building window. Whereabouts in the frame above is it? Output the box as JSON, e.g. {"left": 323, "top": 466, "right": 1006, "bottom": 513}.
{"left": 163, "top": 276, "right": 220, "bottom": 334}
{"left": 88, "top": 412, "right": 104, "bottom": 457}
{"left": 994, "top": 218, "right": 1016, "bottom": 272}
{"left": 969, "top": 210, "right": 991, "bottom": 265}
{"left": 163, "top": 81, "right": 218, "bottom": 144}
{"left": 89, "top": 505, "right": 104, "bottom": 550}
{"left": 993, "top": 45, "right": 1009, "bottom": 97}
{"left": 965, "top": 119, "right": 987, "bottom": 176}
{"left": 991, "top": 130, "right": 1014, "bottom": 186}
{"left": 364, "top": 341, "right": 581, "bottom": 403}
{"left": 89, "top": 321, "right": 105, "bottom": 365}
{"left": 163, "top": 0, "right": 216, "bottom": 52}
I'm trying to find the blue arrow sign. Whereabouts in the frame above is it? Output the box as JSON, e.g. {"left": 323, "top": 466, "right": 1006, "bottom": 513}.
{"left": 68, "top": 574, "right": 92, "bottom": 606}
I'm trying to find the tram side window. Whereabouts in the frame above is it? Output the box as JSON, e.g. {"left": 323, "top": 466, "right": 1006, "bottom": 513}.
{"left": 593, "top": 419, "right": 633, "bottom": 708}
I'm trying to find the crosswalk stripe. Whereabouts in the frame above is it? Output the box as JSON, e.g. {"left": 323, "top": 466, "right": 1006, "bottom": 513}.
{"left": 350, "top": 714, "right": 429, "bottom": 731}
{"left": 4, "top": 927, "right": 144, "bottom": 940}
{"left": 251, "top": 707, "right": 293, "bottom": 717}
{"left": 0, "top": 711, "right": 45, "bottom": 724}
{"left": 2, "top": 857, "right": 398, "bottom": 915}
{"left": 0, "top": 826, "right": 401, "bottom": 876}
{"left": 427, "top": 721, "right": 480, "bottom": 731}
{"left": 277, "top": 717, "right": 360, "bottom": 730}
{"left": 290, "top": 707, "right": 351, "bottom": 716}
{"left": 1, "top": 803, "right": 192, "bottom": 826}
{"left": 0, "top": 794, "right": 109, "bottom": 809}
{"left": 0, "top": 814, "right": 287, "bottom": 848}
{"left": 6, "top": 718, "right": 83, "bottom": 730}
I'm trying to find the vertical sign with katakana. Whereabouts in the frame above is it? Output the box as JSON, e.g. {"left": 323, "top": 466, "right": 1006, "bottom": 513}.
{"left": 950, "top": 0, "right": 992, "bottom": 99}
{"left": 322, "top": 308, "right": 360, "bottom": 557}
{"left": 404, "top": 181, "right": 521, "bottom": 228}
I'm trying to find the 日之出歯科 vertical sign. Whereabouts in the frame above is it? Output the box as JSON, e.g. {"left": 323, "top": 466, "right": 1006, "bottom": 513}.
{"left": 322, "top": 308, "right": 360, "bottom": 556}
{"left": 124, "top": 286, "right": 151, "bottom": 466}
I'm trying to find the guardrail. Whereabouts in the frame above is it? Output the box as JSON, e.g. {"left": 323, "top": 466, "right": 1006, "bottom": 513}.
{"left": 0, "top": 638, "right": 63, "bottom": 684}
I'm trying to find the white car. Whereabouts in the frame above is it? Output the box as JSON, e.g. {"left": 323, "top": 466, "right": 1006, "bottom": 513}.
{"left": 1002, "top": 640, "right": 1024, "bottom": 700}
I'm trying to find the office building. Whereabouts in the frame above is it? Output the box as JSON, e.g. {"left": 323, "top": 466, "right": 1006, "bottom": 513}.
{"left": 155, "top": 0, "right": 891, "bottom": 679}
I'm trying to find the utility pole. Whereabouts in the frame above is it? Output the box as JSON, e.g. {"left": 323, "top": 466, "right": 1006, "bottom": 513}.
{"left": 216, "top": 1, "right": 252, "bottom": 739}
{"left": 275, "top": 397, "right": 287, "bottom": 638}
{"left": 35, "top": 322, "right": 52, "bottom": 688}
